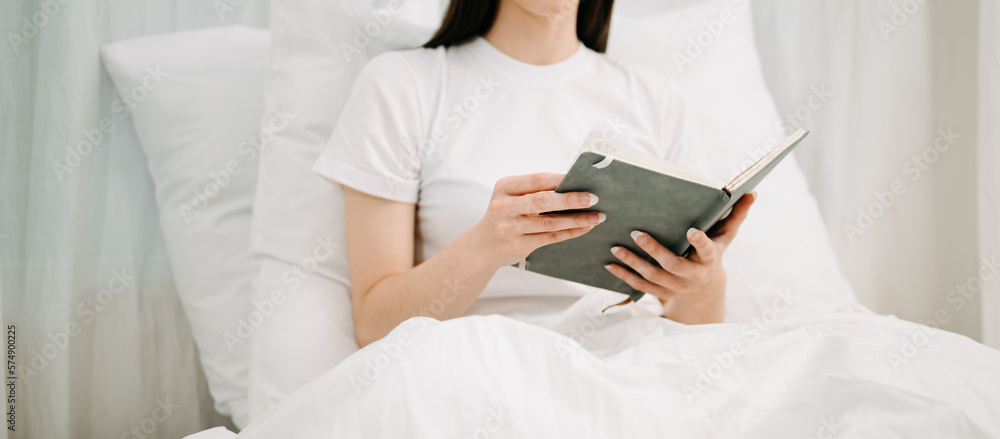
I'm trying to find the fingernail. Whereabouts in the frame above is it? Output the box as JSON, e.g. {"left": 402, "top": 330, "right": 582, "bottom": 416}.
{"left": 604, "top": 264, "right": 613, "bottom": 271}
{"left": 593, "top": 212, "right": 607, "bottom": 224}
{"left": 687, "top": 228, "right": 699, "bottom": 241}
{"left": 630, "top": 230, "right": 648, "bottom": 245}
{"left": 750, "top": 191, "right": 758, "bottom": 200}
{"left": 610, "top": 246, "right": 622, "bottom": 256}
{"left": 585, "top": 193, "right": 599, "bottom": 206}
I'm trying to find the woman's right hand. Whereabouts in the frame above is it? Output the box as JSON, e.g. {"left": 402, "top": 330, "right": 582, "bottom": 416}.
{"left": 463, "top": 172, "right": 606, "bottom": 270}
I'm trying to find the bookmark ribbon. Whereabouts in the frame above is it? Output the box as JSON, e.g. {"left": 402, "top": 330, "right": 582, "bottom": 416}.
{"left": 592, "top": 156, "right": 614, "bottom": 169}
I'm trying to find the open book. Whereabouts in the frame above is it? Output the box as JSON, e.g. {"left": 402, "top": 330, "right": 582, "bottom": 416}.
{"left": 513, "top": 128, "right": 809, "bottom": 303}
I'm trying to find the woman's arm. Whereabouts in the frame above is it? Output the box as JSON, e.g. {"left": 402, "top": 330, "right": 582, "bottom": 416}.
{"left": 344, "top": 173, "right": 605, "bottom": 347}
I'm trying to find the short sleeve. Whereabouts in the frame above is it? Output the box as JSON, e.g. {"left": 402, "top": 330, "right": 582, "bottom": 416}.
{"left": 659, "top": 81, "right": 714, "bottom": 179}
{"left": 313, "top": 52, "right": 427, "bottom": 204}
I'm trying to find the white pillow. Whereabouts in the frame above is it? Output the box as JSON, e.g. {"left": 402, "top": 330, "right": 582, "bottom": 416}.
{"left": 101, "top": 25, "right": 270, "bottom": 429}
{"left": 607, "top": 0, "right": 858, "bottom": 320}
{"left": 247, "top": 0, "right": 448, "bottom": 418}
{"left": 246, "top": 257, "right": 356, "bottom": 416}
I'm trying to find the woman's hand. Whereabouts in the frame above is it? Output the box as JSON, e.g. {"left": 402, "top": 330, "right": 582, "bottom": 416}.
{"left": 604, "top": 192, "right": 757, "bottom": 324}
{"left": 463, "top": 172, "right": 606, "bottom": 270}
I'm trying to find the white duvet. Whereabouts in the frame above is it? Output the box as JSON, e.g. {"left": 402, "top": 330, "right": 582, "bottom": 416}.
{"left": 228, "top": 293, "right": 1000, "bottom": 438}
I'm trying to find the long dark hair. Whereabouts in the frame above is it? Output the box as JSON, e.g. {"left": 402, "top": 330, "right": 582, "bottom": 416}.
{"left": 424, "top": 0, "right": 616, "bottom": 53}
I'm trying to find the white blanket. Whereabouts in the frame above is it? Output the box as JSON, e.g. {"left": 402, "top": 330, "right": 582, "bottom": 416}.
{"left": 234, "top": 294, "right": 1000, "bottom": 438}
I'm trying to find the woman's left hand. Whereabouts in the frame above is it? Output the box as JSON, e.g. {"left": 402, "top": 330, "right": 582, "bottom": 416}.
{"left": 604, "top": 192, "right": 757, "bottom": 324}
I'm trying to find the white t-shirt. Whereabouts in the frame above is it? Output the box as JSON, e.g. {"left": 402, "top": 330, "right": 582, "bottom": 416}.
{"left": 314, "top": 36, "right": 708, "bottom": 325}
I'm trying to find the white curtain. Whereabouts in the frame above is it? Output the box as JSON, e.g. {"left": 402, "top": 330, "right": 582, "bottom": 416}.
{"left": 0, "top": 1, "right": 267, "bottom": 438}
{"left": 752, "top": 0, "right": 999, "bottom": 346}
{"left": 980, "top": 0, "right": 1000, "bottom": 348}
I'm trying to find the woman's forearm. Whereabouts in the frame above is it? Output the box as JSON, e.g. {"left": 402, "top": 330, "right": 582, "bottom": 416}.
{"left": 348, "top": 173, "right": 601, "bottom": 347}
{"left": 352, "top": 228, "right": 498, "bottom": 347}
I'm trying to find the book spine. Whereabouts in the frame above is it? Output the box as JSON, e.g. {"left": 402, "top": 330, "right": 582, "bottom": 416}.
{"left": 681, "top": 192, "right": 732, "bottom": 256}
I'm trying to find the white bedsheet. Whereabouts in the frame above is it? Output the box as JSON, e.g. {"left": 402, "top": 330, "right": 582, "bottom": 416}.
{"left": 231, "top": 293, "right": 1000, "bottom": 438}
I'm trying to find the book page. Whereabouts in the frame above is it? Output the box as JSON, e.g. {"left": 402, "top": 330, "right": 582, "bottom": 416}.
{"left": 724, "top": 128, "right": 808, "bottom": 194}
{"left": 580, "top": 133, "right": 719, "bottom": 188}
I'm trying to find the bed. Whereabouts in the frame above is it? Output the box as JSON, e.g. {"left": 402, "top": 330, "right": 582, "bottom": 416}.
{"left": 237, "top": 303, "right": 1000, "bottom": 437}
{"left": 96, "top": 0, "right": 1000, "bottom": 437}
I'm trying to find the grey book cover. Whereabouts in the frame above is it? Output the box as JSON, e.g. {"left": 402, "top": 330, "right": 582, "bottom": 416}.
{"left": 514, "top": 129, "right": 809, "bottom": 302}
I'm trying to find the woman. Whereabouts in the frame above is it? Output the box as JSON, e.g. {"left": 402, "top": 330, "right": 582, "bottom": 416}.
{"left": 313, "top": 0, "right": 755, "bottom": 347}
